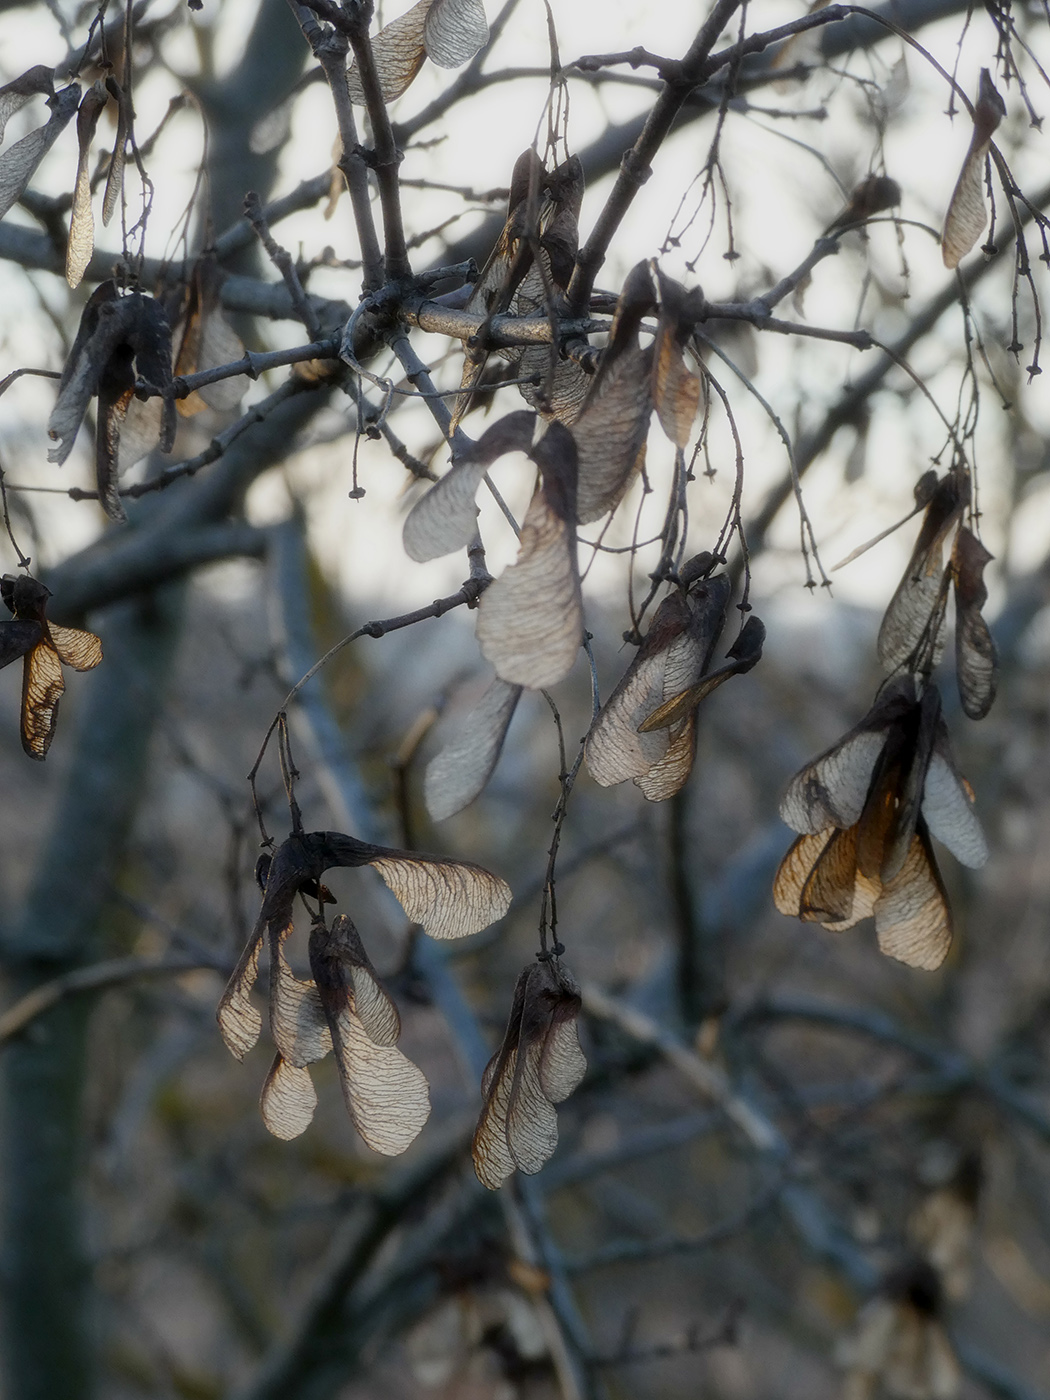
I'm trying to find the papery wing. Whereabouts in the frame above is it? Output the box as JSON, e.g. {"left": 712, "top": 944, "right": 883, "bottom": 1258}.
{"left": 941, "top": 140, "right": 992, "bottom": 270}
{"left": 66, "top": 82, "right": 107, "bottom": 290}
{"left": 318, "top": 914, "right": 402, "bottom": 1047}
{"left": 0, "top": 66, "right": 53, "bottom": 147}
{"left": 116, "top": 395, "right": 165, "bottom": 475}
{"left": 476, "top": 489, "right": 582, "bottom": 688}
{"left": 634, "top": 719, "right": 696, "bottom": 801}
{"left": 217, "top": 923, "right": 263, "bottom": 1060}
{"left": 638, "top": 615, "right": 765, "bottom": 732}
{"left": 952, "top": 527, "right": 997, "bottom": 720}
{"left": 506, "top": 1030, "right": 559, "bottom": 1175}
{"left": 260, "top": 1054, "right": 317, "bottom": 1140}
{"left": 424, "top": 676, "right": 522, "bottom": 821}
{"left": 423, "top": 0, "right": 489, "bottom": 67}
{"left": 875, "top": 827, "right": 952, "bottom": 970}
{"left": 573, "top": 343, "right": 653, "bottom": 524}
{"left": 780, "top": 730, "right": 886, "bottom": 834}
{"left": 403, "top": 412, "right": 535, "bottom": 563}
{"left": 347, "top": 0, "right": 429, "bottom": 104}
{"left": 0, "top": 83, "right": 79, "bottom": 221}
{"left": 472, "top": 1044, "right": 519, "bottom": 1189}
{"left": 774, "top": 829, "right": 834, "bottom": 918}
{"left": 195, "top": 310, "right": 248, "bottom": 412}
{"left": 368, "top": 851, "right": 511, "bottom": 939}
{"left": 877, "top": 476, "right": 965, "bottom": 673}
{"left": 48, "top": 624, "right": 102, "bottom": 672}
{"left": 922, "top": 743, "right": 987, "bottom": 869}
{"left": 586, "top": 593, "right": 691, "bottom": 788}
{"left": 800, "top": 824, "right": 861, "bottom": 926}
{"left": 329, "top": 1004, "right": 430, "bottom": 1154}
{"left": 536, "top": 965, "right": 586, "bottom": 1103}
{"left": 21, "top": 640, "right": 64, "bottom": 760}
{"left": 269, "top": 930, "right": 332, "bottom": 1068}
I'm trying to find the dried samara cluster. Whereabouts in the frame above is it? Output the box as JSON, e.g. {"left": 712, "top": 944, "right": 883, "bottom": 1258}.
{"left": 774, "top": 469, "right": 996, "bottom": 970}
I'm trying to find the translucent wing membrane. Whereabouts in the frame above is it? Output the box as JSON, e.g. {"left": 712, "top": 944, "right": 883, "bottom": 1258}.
{"left": 476, "top": 423, "right": 583, "bottom": 689}
{"left": 638, "top": 613, "right": 765, "bottom": 734}
{"left": 651, "top": 270, "right": 704, "bottom": 448}
{"left": 877, "top": 473, "right": 967, "bottom": 675}
{"left": 472, "top": 961, "right": 586, "bottom": 1189}
{"left": 0, "top": 65, "right": 54, "bottom": 147}
{"left": 346, "top": 0, "right": 429, "bottom": 105}
{"left": 21, "top": 639, "right": 64, "bottom": 760}
{"left": 941, "top": 70, "right": 1006, "bottom": 269}
{"left": 369, "top": 852, "right": 511, "bottom": 939}
{"left": 217, "top": 930, "right": 263, "bottom": 1060}
{"left": 66, "top": 82, "right": 107, "bottom": 290}
{"left": 424, "top": 676, "right": 522, "bottom": 821}
{"left": 260, "top": 1055, "right": 318, "bottom": 1140}
{"left": 952, "top": 527, "right": 997, "bottom": 720}
{"left": 775, "top": 678, "right": 981, "bottom": 970}
{"left": 423, "top": 0, "right": 489, "bottom": 67}
{"left": 0, "top": 82, "right": 78, "bottom": 221}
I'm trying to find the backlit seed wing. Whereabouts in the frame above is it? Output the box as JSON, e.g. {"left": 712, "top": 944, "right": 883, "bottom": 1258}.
{"left": 269, "top": 934, "right": 332, "bottom": 1068}
{"left": 424, "top": 676, "right": 522, "bottom": 821}
{"left": 875, "top": 827, "right": 952, "bottom": 970}
{"left": 0, "top": 621, "right": 41, "bottom": 669}
{"left": 801, "top": 824, "right": 862, "bottom": 926}
{"left": 403, "top": 411, "right": 535, "bottom": 562}
{"left": 952, "top": 527, "right": 997, "bottom": 720}
{"left": 347, "top": 0, "right": 429, "bottom": 105}
{"left": 260, "top": 1055, "right": 317, "bottom": 1140}
{"left": 635, "top": 721, "right": 696, "bottom": 802}
{"left": 423, "top": 0, "right": 489, "bottom": 67}
{"left": 877, "top": 474, "right": 966, "bottom": 674}
{"left": 368, "top": 852, "right": 511, "bottom": 939}
{"left": 942, "top": 70, "right": 1006, "bottom": 269}
{"left": 780, "top": 729, "right": 886, "bottom": 834}
{"left": 48, "top": 624, "right": 102, "bottom": 672}
{"left": 47, "top": 280, "right": 121, "bottom": 466}
{"left": 472, "top": 967, "right": 529, "bottom": 1189}
{"left": 101, "top": 80, "right": 128, "bottom": 227}
{"left": 329, "top": 1005, "right": 430, "bottom": 1154}
{"left": 506, "top": 1029, "right": 559, "bottom": 1174}
{"left": 536, "top": 967, "right": 586, "bottom": 1103}
{"left": 21, "top": 639, "right": 64, "bottom": 760}
{"left": 921, "top": 744, "right": 987, "bottom": 869}
{"left": 774, "top": 829, "right": 834, "bottom": 918}
{"left": 573, "top": 344, "right": 653, "bottom": 523}
{"left": 477, "top": 426, "right": 582, "bottom": 688}
{"left": 878, "top": 683, "right": 941, "bottom": 885}
{"left": 66, "top": 82, "right": 108, "bottom": 290}
{"left": 586, "top": 593, "right": 692, "bottom": 788}
{"left": 318, "top": 914, "right": 401, "bottom": 1047}
{"left": 822, "top": 863, "right": 880, "bottom": 933}
{"left": 638, "top": 615, "right": 765, "bottom": 733}
{"left": 217, "top": 926, "right": 264, "bottom": 1060}
{"left": 0, "top": 82, "right": 79, "bottom": 222}
{"left": 652, "top": 270, "right": 705, "bottom": 448}
{"left": 0, "top": 66, "right": 54, "bottom": 147}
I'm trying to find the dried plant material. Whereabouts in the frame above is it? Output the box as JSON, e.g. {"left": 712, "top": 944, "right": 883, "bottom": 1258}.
{"left": 0, "top": 574, "right": 102, "bottom": 761}
{"left": 0, "top": 81, "right": 79, "bottom": 222}
{"left": 775, "top": 678, "right": 985, "bottom": 969}
{"left": 311, "top": 916, "right": 429, "bottom": 1154}
{"left": 260, "top": 1055, "right": 318, "bottom": 1140}
{"left": 347, "top": 0, "right": 429, "bottom": 105}
{"left": 48, "top": 281, "right": 176, "bottom": 521}
{"left": 402, "top": 410, "right": 534, "bottom": 562}
{"left": 424, "top": 676, "right": 522, "bottom": 820}
{"left": 877, "top": 472, "right": 967, "bottom": 676}
{"left": 839, "top": 1262, "right": 960, "bottom": 1400}
{"left": 586, "top": 564, "right": 730, "bottom": 801}
{"left": 423, "top": 0, "right": 489, "bottom": 67}
{"left": 0, "top": 619, "right": 42, "bottom": 670}
{"left": 0, "top": 65, "right": 53, "bottom": 147}
{"left": 101, "top": 77, "right": 129, "bottom": 228}
{"left": 219, "top": 828, "right": 510, "bottom": 1067}
{"left": 472, "top": 960, "right": 586, "bottom": 1189}
{"left": 65, "top": 81, "right": 107, "bottom": 289}
{"left": 172, "top": 254, "right": 247, "bottom": 415}
{"left": 951, "top": 527, "right": 997, "bottom": 719}
{"left": 476, "top": 422, "right": 582, "bottom": 688}
{"left": 909, "top": 1151, "right": 981, "bottom": 1302}
{"left": 573, "top": 261, "right": 656, "bottom": 523}
{"left": 941, "top": 70, "right": 1006, "bottom": 269}
{"left": 826, "top": 174, "right": 902, "bottom": 233}
{"left": 219, "top": 829, "right": 483, "bottom": 1147}
{"left": 638, "top": 613, "right": 766, "bottom": 733}
{"left": 652, "top": 269, "right": 704, "bottom": 448}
